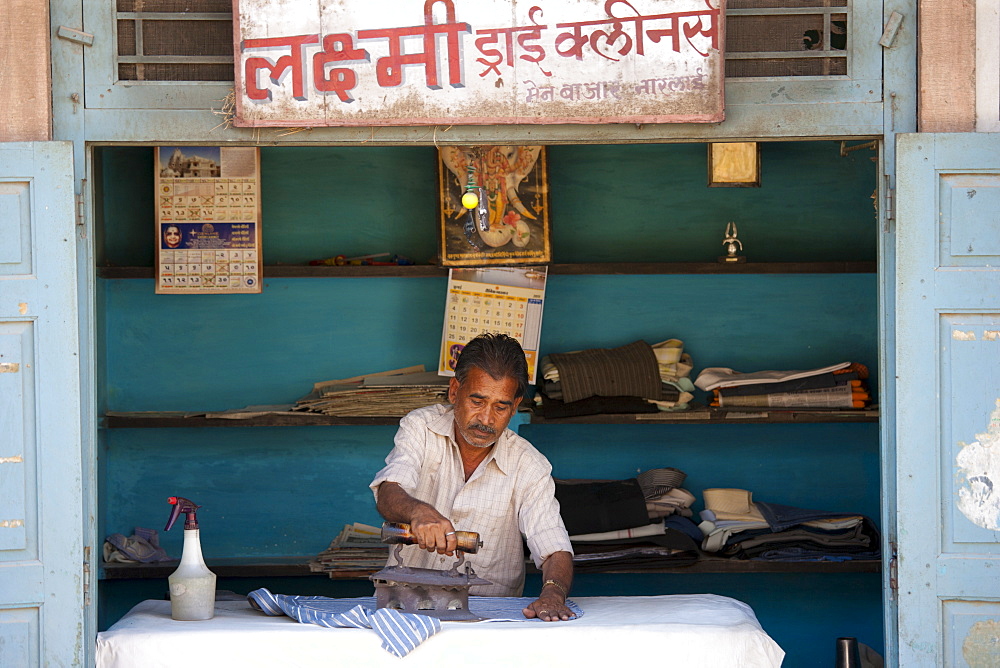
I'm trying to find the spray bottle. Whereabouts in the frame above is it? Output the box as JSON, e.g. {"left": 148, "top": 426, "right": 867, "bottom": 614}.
{"left": 164, "top": 496, "right": 216, "bottom": 620}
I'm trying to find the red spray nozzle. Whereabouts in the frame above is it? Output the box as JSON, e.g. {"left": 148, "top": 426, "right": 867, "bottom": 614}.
{"left": 165, "top": 496, "right": 202, "bottom": 531}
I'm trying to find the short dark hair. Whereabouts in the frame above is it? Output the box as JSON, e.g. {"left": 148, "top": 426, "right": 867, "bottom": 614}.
{"left": 454, "top": 333, "right": 529, "bottom": 399}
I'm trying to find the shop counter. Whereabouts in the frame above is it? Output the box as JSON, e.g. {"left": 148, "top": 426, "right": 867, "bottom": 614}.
{"left": 96, "top": 594, "right": 784, "bottom": 667}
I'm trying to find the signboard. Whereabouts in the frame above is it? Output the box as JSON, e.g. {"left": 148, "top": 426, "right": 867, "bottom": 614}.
{"left": 155, "top": 146, "right": 263, "bottom": 294}
{"left": 234, "top": 0, "right": 724, "bottom": 127}
{"left": 440, "top": 266, "right": 547, "bottom": 383}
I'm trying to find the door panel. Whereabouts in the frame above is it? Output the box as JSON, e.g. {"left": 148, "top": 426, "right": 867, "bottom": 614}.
{"left": 0, "top": 142, "right": 83, "bottom": 667}
{"left": 896, "top": 133, "right": 1000, "bottom": 667}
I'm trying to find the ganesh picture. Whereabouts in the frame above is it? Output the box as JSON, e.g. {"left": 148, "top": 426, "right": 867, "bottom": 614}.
{"left": 438, "top": 146, "right": 551, "bottom": 266}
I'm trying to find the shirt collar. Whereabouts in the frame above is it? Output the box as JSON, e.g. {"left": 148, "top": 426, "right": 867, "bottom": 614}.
{"left": 429, "top": 405, "right": 512, "bottom": 476}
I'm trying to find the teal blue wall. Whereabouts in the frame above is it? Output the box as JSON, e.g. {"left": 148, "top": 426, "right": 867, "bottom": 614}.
{"left": 96, "top": 142, "right": 881, "bottom": 667}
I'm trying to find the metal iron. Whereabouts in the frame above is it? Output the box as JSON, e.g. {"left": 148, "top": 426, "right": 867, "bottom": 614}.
{"left": 370, "top": 530, "right": 492, "bottom": 621}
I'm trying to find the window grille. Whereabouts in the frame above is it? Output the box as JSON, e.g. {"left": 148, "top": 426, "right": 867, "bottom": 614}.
{"left": 114, "top": 0, "right": 850, "bottom": 83}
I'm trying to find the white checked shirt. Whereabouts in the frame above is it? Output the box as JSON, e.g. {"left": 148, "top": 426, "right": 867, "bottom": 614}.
{"left": 370, "top": 404, "right": 572, "bottom": 596}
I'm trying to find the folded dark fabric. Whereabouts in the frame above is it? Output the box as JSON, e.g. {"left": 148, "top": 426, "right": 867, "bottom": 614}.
{"left": 542, "top": 380, "right": 680, "bottom": 404}
{"left": 549, "top": 340, "right": 663, "bottom": 403}
{"left": 571, "top": 527, "right": 700, "bottom": 553}
{"left": 756, "top": 501, "right": 866, "bottom": 532}
{"left": 716, "top": 372, "right": 859, "bottom": 397}
{"left": 571, "top": 539, "right": 699, "bottom": 572}
{"left": 555, "top": 478, "right": 648, "bottom": 535}
{"left": 721, "top": 518, "right": 881, "bottom": 560}
{"left": 534, "top": 391, "right": 660, "bottom": 418}
{"left": 663, "top": 515, "right": 705, "bottom": 544}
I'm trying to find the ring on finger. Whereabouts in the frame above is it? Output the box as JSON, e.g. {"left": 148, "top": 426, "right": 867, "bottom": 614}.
{"left": 445, "top": 531, "right": 456, "bottom": 536}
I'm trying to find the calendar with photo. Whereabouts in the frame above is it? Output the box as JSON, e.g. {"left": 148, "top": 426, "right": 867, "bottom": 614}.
{"left": 155, "top": 146, "right": 263, "bottom": 294}
{"left": 439, "top": 266, "right": 547, "bottom": 384}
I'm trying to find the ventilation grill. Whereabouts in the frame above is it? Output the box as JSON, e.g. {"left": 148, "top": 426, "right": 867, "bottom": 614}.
{"left": 115, "top": 0, "right": 849, "bottom": 82}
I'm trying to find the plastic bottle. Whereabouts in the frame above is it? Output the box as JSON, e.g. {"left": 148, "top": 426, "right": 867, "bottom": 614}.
{"left": 164, "top": 496, "right": 216, "bottom": 620}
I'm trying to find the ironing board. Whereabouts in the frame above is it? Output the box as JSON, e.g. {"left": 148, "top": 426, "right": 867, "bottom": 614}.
{"left": 95, "top": 593, "right": 784, "bottom": 667}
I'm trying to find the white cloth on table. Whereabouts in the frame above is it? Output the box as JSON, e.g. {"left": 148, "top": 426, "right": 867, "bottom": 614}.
{"left": 95, "top": 594, "right": 784, "bottom": 668}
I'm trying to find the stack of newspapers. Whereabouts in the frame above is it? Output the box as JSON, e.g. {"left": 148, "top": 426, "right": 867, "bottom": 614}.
{"left": 695, "top": 362, "right": 873, "bottom": 410}
{"left": 294, "top": 366, "right": 450, "bottom": 418}
{"left": 309, "top": 522, "right": 389, "bottom": 576}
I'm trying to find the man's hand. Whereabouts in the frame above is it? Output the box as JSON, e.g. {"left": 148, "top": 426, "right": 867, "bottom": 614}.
{"left": 408, "top": 505, "right": 458, "bottom": 556}
{"left": 377, "top": 482, "right": 458, "bottom": 555}
{"left": 523, "top": 552, "right": 575, "bottom": 622}
{"left": 522, "top": 593, "right": 575, "bottom": 622}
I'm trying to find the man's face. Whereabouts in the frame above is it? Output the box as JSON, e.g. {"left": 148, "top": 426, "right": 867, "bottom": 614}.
{"left": 165, "top": 227, "right": 181, "bottom": 248}
{"left": 449, "top": 367, "right": 522, "bottom": 449}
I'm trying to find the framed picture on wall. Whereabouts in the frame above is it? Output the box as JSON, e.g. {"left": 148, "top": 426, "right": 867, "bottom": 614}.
{"left": 438, "top": 146, "right": 551, "bottom": 267}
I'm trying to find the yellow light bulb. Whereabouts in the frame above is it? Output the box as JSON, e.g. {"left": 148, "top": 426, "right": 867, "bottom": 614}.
{"left": 462, "top": 191, "right": 479, "bottom": 209}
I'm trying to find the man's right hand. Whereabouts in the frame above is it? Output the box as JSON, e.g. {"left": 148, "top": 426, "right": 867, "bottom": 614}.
{"left": 408, "top": 506, "right": 458, "bottom": 556}
{"left": 377, "top": 482, "right": 458, "bottom": 555}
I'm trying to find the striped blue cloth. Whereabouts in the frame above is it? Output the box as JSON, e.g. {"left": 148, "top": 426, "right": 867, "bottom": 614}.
{"left": 247, "top": 589, "right": 584, "bottom": 657}
{"left": 248, "top": 588, "right": 440, "bottom": 657}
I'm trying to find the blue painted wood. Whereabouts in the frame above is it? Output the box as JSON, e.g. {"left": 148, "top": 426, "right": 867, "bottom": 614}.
{"left": 0, "top": 142, "right": 84, "bottom": 665}
{"left": 895, "top": 134, "right": 1000, "bottom": 666}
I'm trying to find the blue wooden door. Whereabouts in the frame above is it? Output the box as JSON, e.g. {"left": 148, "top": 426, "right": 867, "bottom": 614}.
{"left": 896, "top": 133, "right": 1000, "bottom": 666}
{"left": 0, "top": 142, "right": 84, "bottom": 666}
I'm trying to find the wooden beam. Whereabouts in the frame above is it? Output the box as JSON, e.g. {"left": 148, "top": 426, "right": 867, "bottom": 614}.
{"left": 0, "top": 0, "right": 51, "bottom": 141}
{"left": 919, "top": 0, "right": 976, "bottom": 132}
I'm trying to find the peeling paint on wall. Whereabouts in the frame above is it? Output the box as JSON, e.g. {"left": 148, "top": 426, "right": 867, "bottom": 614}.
{"left": 985, "top": 330, "right": 1000, "bottom": 341}
{"left": 956, "top": 399, "right": 1000, "bottom": 530}
{"left": 962, "top": 619, "right": 1000, "bottom": 667}
{"left": 18, "top": 302, "right": 27, "bottom": 315}
{"left": 0, "top": 520, "right": 25, "bottom": 528}
{"left": 0, "top": 362, "right": 20, "bottom": 373}
{"left": 0, "top": 456, "right": 24, "bottom": 463}
{"left": 953, "top": 329, "right": 977, "bottom": 341}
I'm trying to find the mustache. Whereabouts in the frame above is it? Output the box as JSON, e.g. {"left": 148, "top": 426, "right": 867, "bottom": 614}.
{"left": 468, "top": 422, "right": 496, "bottom": 435}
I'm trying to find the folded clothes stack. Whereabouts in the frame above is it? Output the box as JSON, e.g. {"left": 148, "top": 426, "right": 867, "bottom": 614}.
{"left": 554, "top": 467, "right": 703, "bottom": 571}
{"left": 697, "top": 488, "right": 881, "bottom": 562}
{"left": 533, "top": 339, "right": 695, "bottom": 418}
{"left": 695, "top": 361, "right": 872, "bottom": 410}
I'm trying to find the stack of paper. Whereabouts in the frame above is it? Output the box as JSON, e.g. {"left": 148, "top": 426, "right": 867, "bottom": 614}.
{"left": 695, "top": 362, "right": 873, "bottom": 410}
{"left": 294, "top": 365, "right": 450, "bottom": 417}
{"left": 309, "top": 522, "right": 389, "bottom": 576}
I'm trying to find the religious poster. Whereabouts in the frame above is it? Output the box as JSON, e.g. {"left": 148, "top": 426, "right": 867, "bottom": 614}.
{"left": 439, "top": 266, "right": 547, "bottom": 384}
{"left": 233, "top": 0, "right": 724, "bottom": 127}
{"left": 154, "top": 147, "right": 263, "bottom": 294}
{"left": 438, "top": 146, "right": 550, "bottom": 267}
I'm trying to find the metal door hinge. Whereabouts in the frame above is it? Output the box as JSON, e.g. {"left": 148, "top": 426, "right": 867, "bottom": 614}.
{"left": 888, "top": 541, "right": 898, "bottom": 595}
{"left": 83, "top": 545, "right": 92, "bottom": 606}
{"left": 882, "top": 173, "right": 894, "bottom": 233}
{"left": 75, "top": 182, "right": 87, "bottom": 228}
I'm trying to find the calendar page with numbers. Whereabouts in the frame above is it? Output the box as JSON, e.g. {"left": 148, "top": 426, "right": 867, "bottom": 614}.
{"left": 439, "top": 266, "right": 547, "bottom": 384}
{"left": 155, "top": 146, "right": 262, "bottom": 294}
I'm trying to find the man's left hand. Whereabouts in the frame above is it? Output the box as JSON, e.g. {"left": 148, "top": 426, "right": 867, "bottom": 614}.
{"left": 522, "top": 593, "right": 575, "bottom": 622}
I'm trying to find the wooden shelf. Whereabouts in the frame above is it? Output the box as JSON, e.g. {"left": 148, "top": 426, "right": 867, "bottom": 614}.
{"left": 102, "top": 412, "right": 402, "bottom": 428}
{"left": 101, "top": 408, "right": 878, "bottom": 428}
{"left": 100, "top": 555, "right": 880, "bottom": 581}
{"left": 97, "top": 261, "right": 876, "bottom": 279}
{"left": 528, "top": 408, "right": 880, "bottom": 425}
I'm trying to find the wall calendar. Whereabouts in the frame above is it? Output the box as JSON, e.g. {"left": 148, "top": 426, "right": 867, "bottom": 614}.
{"left": 155, "top": 146, "right": 263, "bottom": 294}
{"left": 439, "top": 266, "right": 547, "bottom": 384}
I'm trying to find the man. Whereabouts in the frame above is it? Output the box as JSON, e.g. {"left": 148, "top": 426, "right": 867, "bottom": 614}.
{"left": 370, "top": 333, "right": 575, "bottom": 622}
